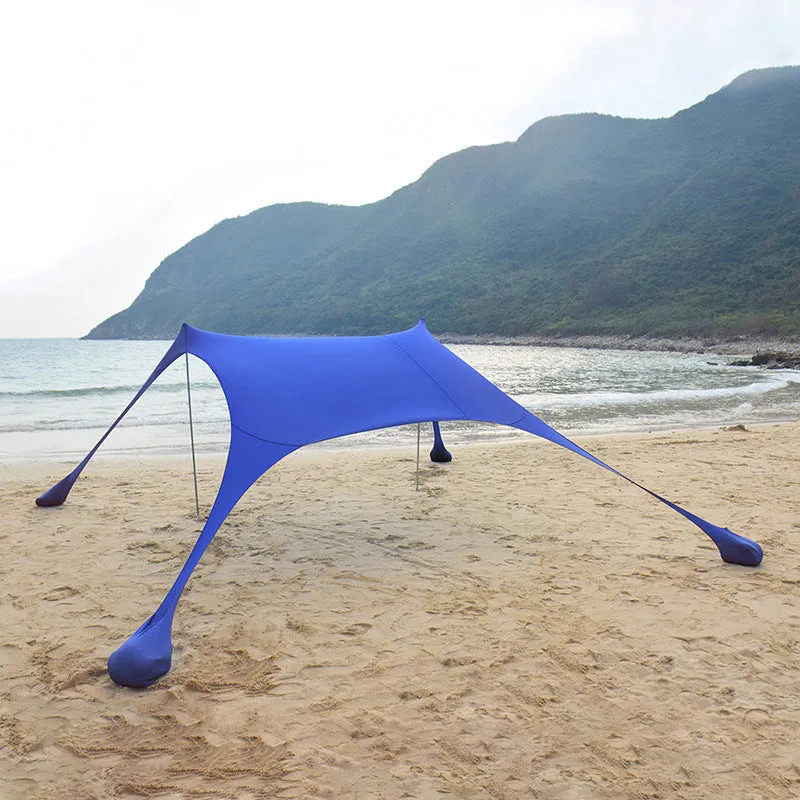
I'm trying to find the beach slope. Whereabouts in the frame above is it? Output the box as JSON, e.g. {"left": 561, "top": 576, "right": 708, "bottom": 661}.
{"left": 2, "top": 424, "right": 799, "bottom": 799}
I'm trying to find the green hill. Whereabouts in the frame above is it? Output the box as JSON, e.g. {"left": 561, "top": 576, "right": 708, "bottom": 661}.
{"left": 87, "top": 66, "right": 800, "bottom": 340}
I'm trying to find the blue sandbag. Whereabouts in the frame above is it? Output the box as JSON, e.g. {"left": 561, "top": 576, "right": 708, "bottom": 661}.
{"left": 430, "top": 421, "right": 452, "bottom": 462}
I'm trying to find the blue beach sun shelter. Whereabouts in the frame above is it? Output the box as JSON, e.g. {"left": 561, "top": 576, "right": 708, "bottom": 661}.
{"left": 36, "top": 321, "right": 763, "bottom": 688}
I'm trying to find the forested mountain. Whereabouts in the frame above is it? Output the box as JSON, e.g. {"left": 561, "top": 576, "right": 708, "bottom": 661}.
{"left": 87, "top": 66, "right": 800, "bottom": 340}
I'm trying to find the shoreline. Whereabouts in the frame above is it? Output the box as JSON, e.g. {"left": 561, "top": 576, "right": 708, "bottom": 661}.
{"left": 8, "top": 421, "right": 795, "bottom": 501}
{"left": 5, "top": 417, "right": 797, "bottom": 469}
{"left": 440, "top": 331, "right": 800, "bottom": 356}
{"left": 78, "top": 330, "right": 800, "bottom": 356}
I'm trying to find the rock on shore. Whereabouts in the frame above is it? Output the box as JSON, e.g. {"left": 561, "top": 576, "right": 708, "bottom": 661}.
{"left": 729, "top": 352, "right": 800, "bottom": 369}
{"left": 440, "top": 332, "right": 800, "bottom": 357}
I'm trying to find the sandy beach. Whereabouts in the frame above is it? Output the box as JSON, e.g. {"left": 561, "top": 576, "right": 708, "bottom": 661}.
{"left": 2, "top": 423, "right": 799, "bottom": 799}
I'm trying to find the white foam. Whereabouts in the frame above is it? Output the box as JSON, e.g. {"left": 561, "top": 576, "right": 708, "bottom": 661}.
{"left": 522, "top": 375, "right": 796, "bottom": 410}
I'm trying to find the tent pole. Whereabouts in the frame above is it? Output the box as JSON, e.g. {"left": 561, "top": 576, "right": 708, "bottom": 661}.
{"left": 415, "top": 423, "right": 420, "bottom": 492}
{"left": 185, "top": 351, "right": 201, "bottom": 520}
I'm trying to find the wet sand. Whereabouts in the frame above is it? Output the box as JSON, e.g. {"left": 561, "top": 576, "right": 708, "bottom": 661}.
{"left": 2, "top": 424, "right": 799, "bottom": 799}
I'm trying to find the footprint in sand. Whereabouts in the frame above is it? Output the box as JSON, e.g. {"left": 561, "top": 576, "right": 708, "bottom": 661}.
{"left": 338, "top": 622, "right": 372, "bottom": 636}
{"left": 41, "top": 586, "right": 79, "bottom": 601}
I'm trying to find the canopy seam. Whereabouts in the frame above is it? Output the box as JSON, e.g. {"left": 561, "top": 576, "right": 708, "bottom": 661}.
{"left": 387, "top": 336, "right": 470, "bottom": 420}
{"left": 230, "top": 421, "right": 299, "bottom": 449}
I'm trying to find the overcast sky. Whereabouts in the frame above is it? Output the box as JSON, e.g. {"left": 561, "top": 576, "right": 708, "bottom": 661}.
{"left": 1, "top": 0, "right": 799, "bottom": 338}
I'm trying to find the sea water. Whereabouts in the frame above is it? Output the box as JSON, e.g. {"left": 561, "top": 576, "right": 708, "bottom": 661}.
{"left": 1, "top": 337, "right": 799, "bottom": 462}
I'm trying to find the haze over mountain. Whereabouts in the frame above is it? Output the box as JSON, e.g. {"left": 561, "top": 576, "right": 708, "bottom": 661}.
{"left": 87, "top": 66, "right": 800, "bottom": 341}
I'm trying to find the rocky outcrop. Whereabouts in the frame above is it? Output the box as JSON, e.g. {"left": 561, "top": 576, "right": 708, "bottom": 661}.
{"left": 729, "top": 353, "right": 800, "bottom": 369}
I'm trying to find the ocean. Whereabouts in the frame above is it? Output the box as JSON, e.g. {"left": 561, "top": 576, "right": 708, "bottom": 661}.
{"left": 2, "top": 337, "right": 799, "bottom": 463}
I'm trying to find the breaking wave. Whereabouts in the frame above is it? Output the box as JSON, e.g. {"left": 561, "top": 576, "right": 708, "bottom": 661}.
{"left": 522, "top": 374, "right": 800, "bottom": 410}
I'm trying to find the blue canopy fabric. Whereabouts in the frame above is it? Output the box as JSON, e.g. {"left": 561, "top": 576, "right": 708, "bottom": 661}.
{"left": 36, "top": 321, "right": 763, "bottom": 688}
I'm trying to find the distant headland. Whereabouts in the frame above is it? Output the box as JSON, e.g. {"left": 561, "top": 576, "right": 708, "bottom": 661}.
{"left": 86, "top": 66, "right": 800, "bottom": 344}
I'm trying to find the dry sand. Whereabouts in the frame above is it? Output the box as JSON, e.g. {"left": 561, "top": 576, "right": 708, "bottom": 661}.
{"left": 1, "top": 423, "right": 799, "bottom": 799}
